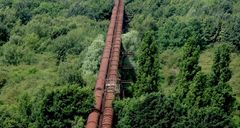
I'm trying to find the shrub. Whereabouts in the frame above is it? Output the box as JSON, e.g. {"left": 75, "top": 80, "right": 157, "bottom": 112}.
{"left": 2, "top": 44, "right": 24, "bottom": 65}
{"left": 58, "top": 62, "right": 85, "bottom": 86}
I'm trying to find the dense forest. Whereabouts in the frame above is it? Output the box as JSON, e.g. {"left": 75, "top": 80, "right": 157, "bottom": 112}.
{"left": 0, "top": 0, "right": 240, "bottom": 127}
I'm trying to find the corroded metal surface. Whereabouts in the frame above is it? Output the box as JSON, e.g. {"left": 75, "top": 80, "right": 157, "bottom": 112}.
{"left": 86, "top": 0, "right": 124, "bottom": 128}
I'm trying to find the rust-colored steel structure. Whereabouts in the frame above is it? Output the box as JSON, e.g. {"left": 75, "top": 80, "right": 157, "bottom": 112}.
{"left": 86, "top": 0, "right": 124, "bottom": 128}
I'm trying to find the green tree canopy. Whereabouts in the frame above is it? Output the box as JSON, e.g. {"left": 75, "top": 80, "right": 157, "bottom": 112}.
{"left": 135, "top": 31, "right": 161, "bottom": 96}
{"left": 205, "top": 44, "right": 235, "bottom": 113}
{"left": 175, "top": 38, "right": 201, "bottom": 99}
{"left": 17, "top": 85, "right": 93, "bottom": 128}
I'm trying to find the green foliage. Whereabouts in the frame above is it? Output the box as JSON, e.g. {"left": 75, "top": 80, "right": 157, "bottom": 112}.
{"left": 185, "top": 72, "right": 207, "bottom": 107}
{"left": 199, "top": 45, "right": 240, "bottom": 97}
{"left": 0, "top": 71, "right": 7, "bottom": 88}
{"left": 0, "top": 7, "right": 16, "bottom": 29}
{"left": 122, "top": 31, "right": 139, "bottom": 54}
{"left": 205, "top": 44, "right": 235, "bottom": 113}
{"left": 68, "top": 0, "right": 113, "bottom": 20}
{"left": 135, "top": 32, "right": 161, "bottom": 96}
{"left": 125, "top": 0, "right": 240, "bottom": 50}
{"left": 0, "top": 1, "right": 109, "bottom": 127}
{"left": 81, "top": 35, "right": 105, "bottom": 76}
{"left": 32, "top": 2, "right": 65, "bottom": 16}
{"left": 130, "top": 14, "right": 157, "bottom": 36}
{"left": 233, "top": 114, "right": 240, "bottom": 128}
{"left": 115, "top": 43, "right": 236, "bottom": 128}
{"left": 175, "top": 39, "right": 201, "bottom": 99}
{"left": 37, "top": 86, "right": 92, "bottom": 128}
{"left": 58, "top": 62, "right": 85, "bottom": 86}
{"left": 0, "top": 23, "right": 9, "bottom": 45}
{"left": 0, "top": 105, "right": 23, "bottom": 128}
{"left": 0, "top": 0, "right": 240, "bottom": 127}
{"left": 114, "top": 93, "right": 179, "bottom": 128}
{"left": 210, "top": 44, "right": 232, "bottom": 85}
{"left": 1, "top": 43, "right": 35, "bottom": 65}
{"left": 22, "top": 33, "right": 40, "bottom": 51}
{"left": 2, "top": 44, "right": 23, "bottom": 65}
{"left": 159, "top": 49, "right": 180, "bottom": 93}
{"left": 53, "top": 36, "right": 75, "bottom": 64}
{"left": 13, "top": 0, "right": 39, "bottom": 24}
{"left": 229, "top": 53, "right": 240, "bottom": 97}
{"left": 182, "top": 44, "right": 235, "bottom": 127}
{"left": 17, "top": 85, "right": 92, "bottom": 128}
{"left": 179, "top": 40, "right": 201, "bottom": 79}
{"left": 157, "top": 18, "right": 193, "bottom": 48}
{"left": 72, "top": 116, "right": 84, "bottom": 128}
{"left": 175, "top": 107, "right": 233, "bottom": 128}
{"left": 120, "top": 31, "right": 139, "bottom": 96}
{"left": 222, "top": 14, "right": 240, "bottom": 50}
{"left": 201, "top": 17, "right": 221, "bottom": 46}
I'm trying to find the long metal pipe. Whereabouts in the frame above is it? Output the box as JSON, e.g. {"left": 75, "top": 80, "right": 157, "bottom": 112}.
{"left": 85, "top": 0, "right": 124, "bottom": 128}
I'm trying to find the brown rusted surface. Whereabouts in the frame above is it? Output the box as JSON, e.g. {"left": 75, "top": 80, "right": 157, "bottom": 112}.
{"left": 101, "top": 108, "right": 114, "bottom": 128}
{"left": 100, "top": 0, "right": 124, "bottom": 127}
{"left": 86, "top": 112, "right": 100, "bottom": 128}
{"left": 86, "top": 0, "right": 124, "bottom": 128}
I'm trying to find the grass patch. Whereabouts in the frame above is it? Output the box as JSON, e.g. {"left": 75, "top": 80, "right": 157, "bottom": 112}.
{"left": 0, "top": 53, "right": 58, "bottom": 105}
{"left": 229, "top": 53, "right": 240, "bottom": 97}
{"left": 160, "top": 49, "right": 181, "bottom": 95}
{"left": 199, "top": 47, "right": 214, "bottom": 74}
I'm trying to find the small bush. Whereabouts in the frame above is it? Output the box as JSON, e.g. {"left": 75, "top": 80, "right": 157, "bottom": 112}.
{"left": 58, "top": 62, "right": 85, "bottom": 86}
